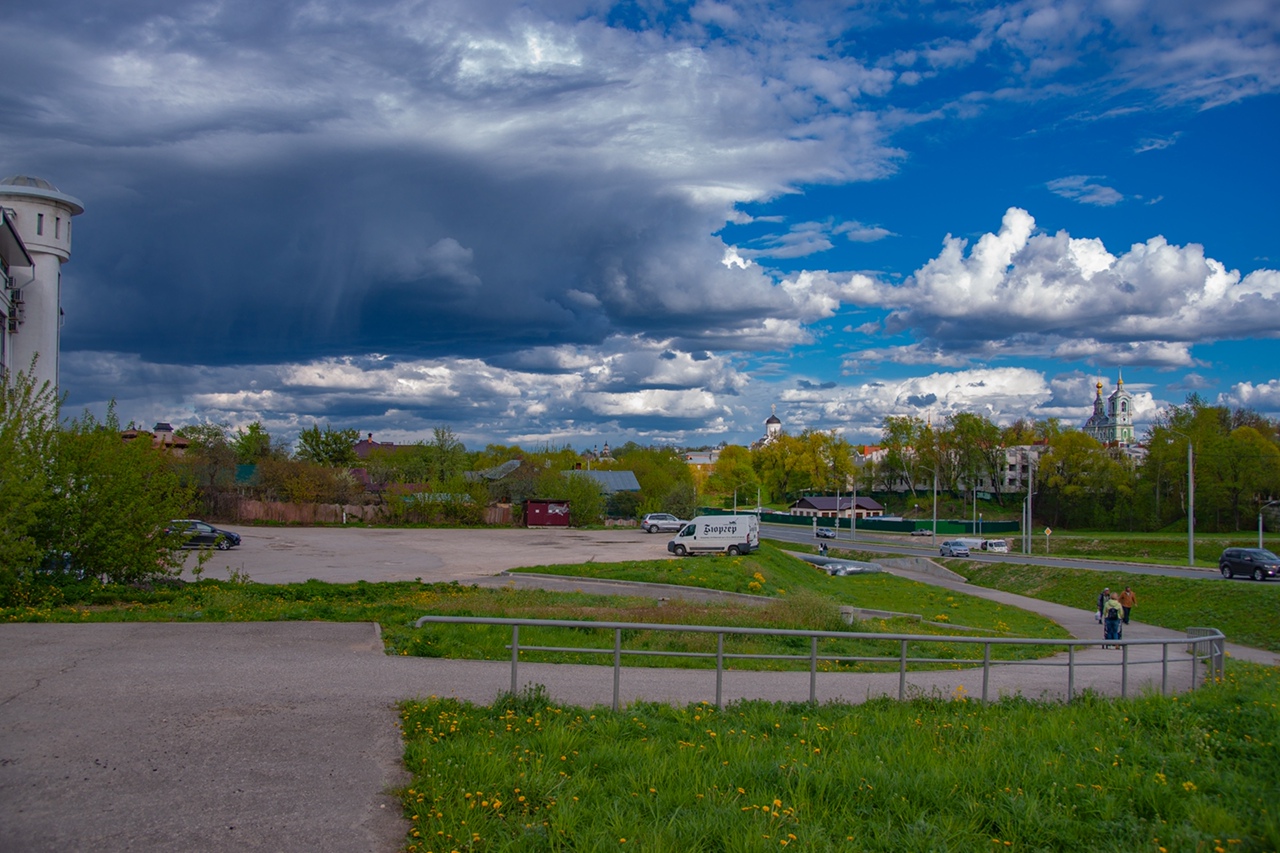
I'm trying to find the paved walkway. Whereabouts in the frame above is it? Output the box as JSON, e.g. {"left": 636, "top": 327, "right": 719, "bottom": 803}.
{"left": 2, "top": 559, "right": 1273, "bottom": 852}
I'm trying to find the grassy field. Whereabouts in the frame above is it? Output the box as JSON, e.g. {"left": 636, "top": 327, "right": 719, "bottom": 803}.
{"left": 398, "top": 667, "right": 1280, "bottom": 852}
{"left": 949, "top": 560, "right": 1280, "bottom": 654}
{"left": 955, "top": 529, "right": 1274, "bottom": 568}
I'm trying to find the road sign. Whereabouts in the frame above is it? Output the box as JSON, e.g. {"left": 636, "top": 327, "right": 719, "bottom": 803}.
{"left": 1045, "top": 527, "right": 1052, "bottom": 536}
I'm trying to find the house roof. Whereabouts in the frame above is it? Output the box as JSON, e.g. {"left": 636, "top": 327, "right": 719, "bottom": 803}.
{"left": 564, "top": 469, "right": 642, "bottom": 493}
{"left": 790, "top": 495, "right": 884, "bottom": 511}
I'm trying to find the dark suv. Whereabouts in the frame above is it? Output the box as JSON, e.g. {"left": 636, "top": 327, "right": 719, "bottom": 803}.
{"left": 1218, "top": 547, "right": 1280, "bottom": 581}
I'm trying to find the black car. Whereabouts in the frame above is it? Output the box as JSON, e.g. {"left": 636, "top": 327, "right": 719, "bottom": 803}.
{"left": 166, "top": 519, "right": 242, "bottom": 550}
{"left": 1218, "top": 547, "right": 1280, "bottom": 581}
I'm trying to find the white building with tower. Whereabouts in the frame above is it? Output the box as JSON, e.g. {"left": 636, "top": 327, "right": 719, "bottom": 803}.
{"left": 0, "top": 175, "right": 84, "bottom": 390}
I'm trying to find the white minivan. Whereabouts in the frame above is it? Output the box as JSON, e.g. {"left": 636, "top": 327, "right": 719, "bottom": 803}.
{"left": 982, "top": 539, "right": 1009, "bottom": 553}
{"left": 667, "top": 515, "right": 760, "bottom": 556}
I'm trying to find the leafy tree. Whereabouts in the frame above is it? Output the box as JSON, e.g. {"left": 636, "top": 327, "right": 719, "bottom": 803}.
{"left": 609, "top": 444, "right": 693, "bottom": 515}
{"left": 534, "top": 469, "right": 605, "bottom": 526}
{"left": 295, "top": 423, "right": 359, "bottom": 467}
{"left": 177, "top": 421, "right": 237, "bottom": 497}
{"left": 426, "top": 426, "right": 467, "bottom": 483}
{"left": 0, "top": 363, "right": 60, "bottom": 590}
{"left": 705, "top": 445, "right": 760, "bottom": 507}
{"left": 36, "top": 405, "right": 194, "bottom": 584}
{"left": 795, "top": 430, "right": 855, "bottom": 495}
{"left": 948, "top": 412, "right": 1005, "bottom": 502}
{"left": 878, "top": 416, "right": 925, "bottom": 496}
{"left": 256, "top": 457, "right": 346, "bottom": 504}
{"left": 1035, "top": 430, "right": 1128, "bottom": 528}
{"left": 753, "top": 433, "right": 810, "bottom": 505}
{"left": 231, "top": 421, "right": 279, "bottom": 463}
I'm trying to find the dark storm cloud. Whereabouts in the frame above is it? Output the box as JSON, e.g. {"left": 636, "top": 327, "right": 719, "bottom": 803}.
{"left": 6, "top": 0, "right": 1278, "bottom": 446}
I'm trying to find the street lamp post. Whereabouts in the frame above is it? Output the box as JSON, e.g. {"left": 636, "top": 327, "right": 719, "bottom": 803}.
{"left": 979, "top": 512, "right": 983, "bottom": 539}
{"left": 1261, "top": 499, "right": 1280, "bottom": 549}
{"left": 1187, "top": 441, "right": 1195, "bottom": 567}
{"left": 932, "top": 466, "right": 938, "bottom": 545}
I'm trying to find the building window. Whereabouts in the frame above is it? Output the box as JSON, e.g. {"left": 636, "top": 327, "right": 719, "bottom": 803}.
{"left": 36, "top": 214, "right": 43, "bottom": 236}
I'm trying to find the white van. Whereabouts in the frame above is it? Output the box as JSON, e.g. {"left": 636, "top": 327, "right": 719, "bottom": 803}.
{"left": 982, "top": 539, "right": 1009, "bottom": 553}
{"left": 667, "top": 515, "right": 760, "bottom": 556}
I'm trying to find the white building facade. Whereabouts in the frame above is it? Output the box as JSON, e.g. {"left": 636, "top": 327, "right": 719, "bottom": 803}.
{"left": 0, "top": 175, "right": 84, "bottom": 390}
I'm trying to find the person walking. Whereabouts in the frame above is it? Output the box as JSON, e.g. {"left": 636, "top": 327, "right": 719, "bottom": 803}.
{"left": 1118, "top": 586, "right": 1136, "bottom": 625}
{"left": 1096, "top": 587, "right": 1110, "bottom": 624}
{"left": 1103, "top": 592, "right": 1124, "bottom": 648}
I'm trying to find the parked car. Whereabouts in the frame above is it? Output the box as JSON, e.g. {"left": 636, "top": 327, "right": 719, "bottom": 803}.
{"left": 939, "top": 540, "right": 971, "bottom": 558}
{"left": 1218, "top": 547, "right": 1280, "bottom": 581}
{"left": 910, "top": 528, "right": 931, "bottom": 536}
{"left": 641, "top": 513, "right": 686, "bottom": 534}
{"left": 982, "top": 539, "right": 1009, "bottom": 553}
{"left": 815, "top": 527, "right": 836, "bottom": 539}
{"left": 166, "top": 519, "right": 242, "bottom": 550}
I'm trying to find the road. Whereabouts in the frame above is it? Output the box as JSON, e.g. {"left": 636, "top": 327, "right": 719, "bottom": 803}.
{"left": 762, "top": 522, "right": 1225, "bottom": 580}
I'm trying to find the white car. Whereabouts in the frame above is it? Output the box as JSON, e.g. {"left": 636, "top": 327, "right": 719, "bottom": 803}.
{"left": 641, "top": 513, "right": 686, "bottom": 534}
{"left": 939, "top": 540, "right": 971, "bottom": 558}
{"left": 982, "top": 539, "right": 1009, "bottom": 553}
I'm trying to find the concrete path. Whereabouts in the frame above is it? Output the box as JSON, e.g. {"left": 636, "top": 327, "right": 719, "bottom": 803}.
{"left": 2, "top": 541, "right": 1274, "bottom": 852}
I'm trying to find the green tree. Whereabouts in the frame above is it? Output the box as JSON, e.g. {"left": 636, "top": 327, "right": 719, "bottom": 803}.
{"left": 231, "top": 421, "right": 278, "bottom": 463}
{"left": 705, "top": 445, "right": 760, "bottom": 507}
{"left": 426, "top": 426, "right": 467, "bottom": 483}
{"left": 535, "top": 469, "right": 605, "bottom": 526}
{"left": 0, "top": 363, "right": 60, "bottom": 589}
{"left": 609, "top": 444, "right": 693, "bottom": 515}
{"left": 36, "top": 405, "right": 194, "bottom": 584}
{"left": 752, "top": 433, "right": 810, "bottom": 505}
{"left": 878, "top": 416, "right": 925, "bottom": 496}
{"left": 1035, "top": 430, "right": 1128, "bottom": 529}
{"left": 295, "top": 423, "right": 359, "bottom": 467}
{"left": 177, "top": 421, "right": 237, "bottom": 497}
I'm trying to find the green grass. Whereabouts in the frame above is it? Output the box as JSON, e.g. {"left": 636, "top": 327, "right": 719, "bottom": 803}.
{"left": 398, "top": 666, "right": 1280, "bottom": 852}
{"left": 1, "top": 567, "right": 1066, "bottom": 671}
{"left": 952, "top": 561, "right": 1280, "bottom": 654}
{"left": 510, "top": 543, "right": 1061, "bottom": 639}
{"left": 986, "top": 530, "right": 1274, "bottom": 568}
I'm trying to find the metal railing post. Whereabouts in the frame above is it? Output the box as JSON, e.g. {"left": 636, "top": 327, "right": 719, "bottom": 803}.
{"left": 899, "top": 640, "right": 908, "bottom": 700}
{"left": 510, "top": 625, "right": 519, "bottom": 695}
{"left": 1067, "top": 645, "right": 1075, "bottom": 700}
{"left": 715, "top": 633, "right": 725, "bottom": 710}
{"left": 613, "top": 628, "right": 622, "bottom": 712}
{"left": 809, "top": 636, "right": 818, "bottom": 704}
{"left": 1121, "top": 644, "right": 1129, "bottom": 698}
{"left": 981, "top": 643, "right": 991, "bottom": 703}
{"left": 1161, "top": 642, "right": 1169, "bottom": 696}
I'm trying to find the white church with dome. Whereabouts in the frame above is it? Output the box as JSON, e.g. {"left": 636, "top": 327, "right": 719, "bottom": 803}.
{"left": 1082, "top": 373, "right": 1136, "bottom": 445}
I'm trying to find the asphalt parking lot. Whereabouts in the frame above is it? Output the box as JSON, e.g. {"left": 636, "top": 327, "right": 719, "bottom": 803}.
{"left": 184, "top": 525, "right": 674, "bottom": 584}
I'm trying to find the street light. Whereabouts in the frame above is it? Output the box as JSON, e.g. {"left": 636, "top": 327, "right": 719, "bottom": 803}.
{"left": 1166, "top": 429, "right": 1196, "bottom": 568}
{"left": 1261, "top": 499, "right": 1279, "bottom": 549}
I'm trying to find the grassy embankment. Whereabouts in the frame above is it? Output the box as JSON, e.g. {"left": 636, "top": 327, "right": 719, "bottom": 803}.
{"left": 954, "top": 529, "right": 1272, "bottom": 568}
{"left": 399, "top": 669, "right": 1280, "bottom": 852}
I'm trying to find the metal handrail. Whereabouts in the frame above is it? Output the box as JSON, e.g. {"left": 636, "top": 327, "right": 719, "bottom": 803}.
{"left": 413, "top": 614, "right": 1226, "bottom": 711}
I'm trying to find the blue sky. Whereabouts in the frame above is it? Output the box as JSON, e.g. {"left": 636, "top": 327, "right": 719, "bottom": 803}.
{"left": 2, "top": 0, "right": 1277, "bottom": 450}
